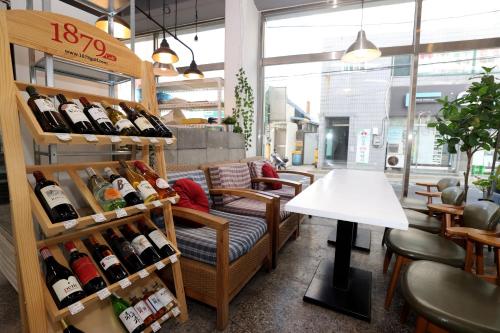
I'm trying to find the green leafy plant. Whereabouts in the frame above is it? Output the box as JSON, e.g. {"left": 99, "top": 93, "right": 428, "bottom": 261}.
{"left": 222, "top": 116, "right": 237, "bottom": 125}
{"left": 232, "top": 68, "right": 255, "bottom": 150}
{"left": 472, "top": 176, "right": 494, "bottom": 199}
{"left": 428, "top": 67, "right": 500, "bottom": 201}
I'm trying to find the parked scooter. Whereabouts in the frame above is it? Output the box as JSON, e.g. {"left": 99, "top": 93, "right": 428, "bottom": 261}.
{"left": 271, "top": 152, "right": 289, "bottom": 170}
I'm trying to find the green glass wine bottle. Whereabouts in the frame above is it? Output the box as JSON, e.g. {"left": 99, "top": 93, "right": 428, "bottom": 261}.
{"left": 111, "top": 293, "right": 145, "bottom": 333}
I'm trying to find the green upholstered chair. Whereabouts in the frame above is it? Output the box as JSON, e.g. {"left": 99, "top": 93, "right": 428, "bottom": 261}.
{"left": 401, "top": 177, "right": 460, "bottom": 213}
{"left": 383, "top": 201, "right": 500, "bottom": 309}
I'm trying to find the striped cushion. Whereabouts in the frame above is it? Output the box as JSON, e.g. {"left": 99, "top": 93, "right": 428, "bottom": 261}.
{"left": 248, "top": 160, "right": 268, "bottom": 190}
{"left": 266, "top": 187, "right": 296, "bottom": 198}
{"left": 167, "top": 170, "right": 213, "bottom": 207}
{"left": 174, "top": 209, "right": 267, "bottom": 265}
{"left": 214, "top": 197, "right": 291, "bottom": 221}
{"left": 208, "top": 163, "right": 252, "bottom": 205}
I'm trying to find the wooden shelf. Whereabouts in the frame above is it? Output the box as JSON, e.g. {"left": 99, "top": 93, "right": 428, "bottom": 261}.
{"left": 158, "top": 101, "right": 220, "bottom": 110}
{"left": 143, "top": 306, "right": 182, "bottom": 333}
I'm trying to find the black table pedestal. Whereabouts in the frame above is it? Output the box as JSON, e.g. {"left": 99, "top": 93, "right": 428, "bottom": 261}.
{"left": 303, "top": 220, "right": 372, "bottom": 321}
{"left": 327, "top": 223, "right": 371, "bottom": 252}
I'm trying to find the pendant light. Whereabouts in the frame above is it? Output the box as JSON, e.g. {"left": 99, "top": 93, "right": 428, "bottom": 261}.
{"left": 341, "top": 0, "right": 381, "bottom": 63}
{"left": 95, "top": 15, "right": 131, "bottom": 39}
{"left": 152, "top": 0, "right": 179, "bottom": 64}
{"left": 194, "top": 0, "right": 199, "bottom": 41}
{"left": 182, "top": 0, "right": 203, "bottom": 78}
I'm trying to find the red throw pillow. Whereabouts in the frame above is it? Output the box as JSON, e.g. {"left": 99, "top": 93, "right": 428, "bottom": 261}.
{"left": 261, "top": 163, "right": 282, "bottom": 190}
{"left": 172, "top": 178, "right": 209, "bottom": 228}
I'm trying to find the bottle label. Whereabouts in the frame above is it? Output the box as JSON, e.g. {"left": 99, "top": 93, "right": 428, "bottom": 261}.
{"left": 137, "top": 181, "right": 157, "bottom": 200}
{"left": 131, "top": 235, "right": 153, "bottom": 256}
{"left": 134, "top": 117, "right": 155, "bottom": 131}
{"left": 115, "top": 118, "right": 135, "bottom": 131}
{"left": 134, "top": 300, "right": 153, "bottom": 321}
{"left": 119, "top": 307, "right": 144, "bottom": 333}
{"left": 155, "top": 288, "right": 175, "bottom": 307}
{"left": 103, "top": 187, "right": 122, "bottom": 201}
{"left": 61, "top": 104, "right": 89, "bottom": 124}
{"left": 99, "top": 254, "right": 120, "bottom": 270}
{"left": 35, "top": 98, "right": 57, "bottom": 113}
{"left": 51, "top": 276, "right": 83, "bottom": 302}
{"left": 155, "top": 178, "right": 169, "bottom": 189}
{"left": 88, "top": 107, "right": 111, "bottom": 124}
{"left": 146, "top": 294, "right": 164, "bottom": 312}
{"left": 148, "top": 230, "right": 169, "bottom": 249}
{"left": 71, "top": 256, "right": 101, "bottom": 285}
{"left": 40, "top": 185, "right": 72, "bottom": 209}
{"left": 112, "top": 178, "right": 137, "bottom": 197}
{"left": 119, "top": 240, "right": 137, "bottom": 258}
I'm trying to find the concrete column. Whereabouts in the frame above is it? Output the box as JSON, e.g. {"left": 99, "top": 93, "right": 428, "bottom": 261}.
{"left": 224, "top": 0, "right": 260, "bottom": 157}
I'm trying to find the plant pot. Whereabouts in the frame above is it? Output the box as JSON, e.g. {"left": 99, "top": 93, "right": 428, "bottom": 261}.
{"left": 226, "top": 124, "right": 234, "bottom": 132}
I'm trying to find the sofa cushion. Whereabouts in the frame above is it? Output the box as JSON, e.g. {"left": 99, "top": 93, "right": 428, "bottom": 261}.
{"left": 208, "top": 163, "right": 252, "bottom": 205}
{"left": 214, "top": 197, "right": 291, "bottom": 221}
{"left": 173, "top": 178, "right": 209, "bottom": 213}
{"left": 248, "top": 160, "right": 267, "bottom": 190}
{"left": 167, "top": 170, "right": 212, "bottom": 207}
{"left": 174, "top": 209, "right": 267, "bottom": 265}
{"left": 262, "top": 163, "right": 282, "bottom": 190}
{"left": 266, "top": 186, "right": 296, "bottom": 199}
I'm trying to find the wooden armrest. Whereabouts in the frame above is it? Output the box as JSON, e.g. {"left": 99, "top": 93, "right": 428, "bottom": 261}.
{"left": 276, "top": 170, "right": 315, "bottom": 183}
{"left": 171, "top": 206, "right": 228, "bottom": 231}
{"left": 209, "top": 188, "right": 277, "bottom": 203}
{"left": 252, "top": 177, "right": 302, "bottom": 189}
{"left": 416, "top": 182, "right": 438, "bottom": 187}
{"left": 446, "top": 227, "right": 477, "bottom": 237}
{"left": 428, "top": 203, "right": 464, "bottom": 216}
{"left": 468, "top": 230, "right": 500, "bottom": 247}
{"left": 416, "top": 191, "right": 441, "bottom": 197}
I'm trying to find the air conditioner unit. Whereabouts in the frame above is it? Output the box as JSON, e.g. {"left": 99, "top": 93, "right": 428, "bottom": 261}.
{"left": 386, "top": 154, "right": 405, "bottom": 168}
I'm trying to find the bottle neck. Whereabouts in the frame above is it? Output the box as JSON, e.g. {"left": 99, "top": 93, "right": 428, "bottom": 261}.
{"left": 33, "top": 171, "right": 46, "bottom": 183}
{"left": 79, "top": 97, "right": 90, "bottom": 107}
{"left": 56, "top": 94, "right": 68, "bottom": 104}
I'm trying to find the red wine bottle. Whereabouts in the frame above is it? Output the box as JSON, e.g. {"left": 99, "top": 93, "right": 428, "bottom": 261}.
{"left": 104, "top": 228, "right": 145, "bottom": 273}
{"left": 135, "top": 104, "right": 173, "bottom": 138}
{"left": 33, "top": 171, "right": 79, "bottom": 223}
{"left": 85, "top": 236, "right": 128, "bottom": 283}
{"left": 103, "top": 167, "right": 143, "bottom": 206}
{"left": 137, "top": 221, "right": 176, "bottom": 258}
{"left": 56, "top": 94, "right": 96, "bottom": 134}
{"left": 119, "top": 102, "right": 158, "bottom": 137}
{"left": 120, "top": 224, "right": 161, "bottom": 265}
{"left": 79, "top": 97, "right": 118, "bottom": 135}
{"left": 61, "top": 319, "right": 85, "bottom": 333}
{"left": 26, "top": 86, "right": 70, "bottom": 133}
{"left": 40, "top": 247, "right": 86, "bottom": 309}
{"left": 64, "top": 241, "right": 106, "bottom": 295}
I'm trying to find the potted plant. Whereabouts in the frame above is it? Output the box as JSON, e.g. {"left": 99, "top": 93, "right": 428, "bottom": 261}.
{"left": 428, "top": 67, "right": 500, "bottom": 201}
{"left": 222, "top": 116, "right": 237, "bottom": 132}
{"left": 472, "top": 176, "right": 493, "bottom": 201}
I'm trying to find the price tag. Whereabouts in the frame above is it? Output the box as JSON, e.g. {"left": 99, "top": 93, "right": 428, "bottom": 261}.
{"left": 110, "top": 135, "right": 121, "bottom": 143}
{"left": 168, "top": 254, "right": 178, "bottom": 264}
{"left": 68, "top": 301, "right": 85, "bottom": 315}
{"left": 91, "top": 213, "right": 106, "bottom": 223}
{"left": 165, "top": 138, "right": 173, "bottom": 145}
{"left": 118, "top": 278, "right": 131, "bottom": 289}
{"left": 96, "top": 287, "right": 111, "bottom": 300}
{"left": 131, "top": 136, "right": 141, "bottom": 143}
{"left": 155, "top": 261, "right": 166, "bottom": 271}
{"left": 63, "top": 219, "right": 78, "bottom": 230}
{"left": 55, "top": 133, "right": 72, "bottom": 141}
{"left": 115, "top": 208, "right": 127, "bottom": 218}
{"left": 161, "top": 313, "right": 170, "bottom": 322}
{"left": 171, "top": 307, "right": 181, "bottom": 317}
{"left": 149, "top": 137, "right": 159, "bottom": 144}
{"left": 83, "top": 134, "right": 98, "bottom": 142}
{"left": 152, "top": 200, "right": 163, "bottom": 208}
{"left": 151, "top": 321, "right": 161, "bottom": 332}
{"left": 135, "top": 203, "right": 147, "bottom": 211}
{"left": 138, "top": 269, "right": 149, "bottom": 279}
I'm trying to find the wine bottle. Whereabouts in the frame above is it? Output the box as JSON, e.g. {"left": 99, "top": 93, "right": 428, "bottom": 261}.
{"left": 26, "top": 86, "right": 70, "bottom": 133}
{"left": 133, "top": 161, "right": 177, "bottom": 199}
{"left": 152, "top": 282, "right": 176, "bottom": 311}
{"left": 119, "top": 161, "right": 159, "bottom": 203}
{"left": 85, "top": 167, "right": 126, "bottom": 211}
{"left": 104, "top": 228, "right": 145, "bottom": 273}
{"left": 85, "top": 236, "right": 128, "bottom": 283}
{"left": 103, "top": 167, "right": 143, "bottom": 206}
{"left": 101, "top": 101, "right": 140, "bottom": 136}
{"left": 135, "top": 104, "right": 173, "bottom": 138}
{"left": 56, "top": 94, "right": 96, "bottom": 134}
{"left": 142, "top": 287, "right": 167, "bottom": 320}
{"left": 33, "top": 171, "right": 79, "bottom": 223}
{"left": 111, "top": 293, "right": 145, "bottom": 333}
{"left": 61, "top": 319, "right": 85, "bottom": 333}
{"left": 40, "top": 247, "right": 86, "bottom": 309}
{"left": 137, "top": 221, "right": 176, "bottom": 258}
{"left": 64, "top": 241, "right": 107, "bottom": 295}
{"left": 79, "top": 97, "right": 118, "bottom": 135}
{"left": 119, "top": 224, "right": 161, "bottom": 265}
{"left": 130, "top": 295, "right": 155, "bottom": 326}
{"left": 119, "top": 102, "right": 157, "bottom": 137}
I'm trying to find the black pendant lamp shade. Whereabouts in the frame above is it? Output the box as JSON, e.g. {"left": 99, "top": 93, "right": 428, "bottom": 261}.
{"left": 183, "top": 60, "right": 204, "bottom": 79}
{"left": 152, "top": 38, "right": 179, "bottom": 64}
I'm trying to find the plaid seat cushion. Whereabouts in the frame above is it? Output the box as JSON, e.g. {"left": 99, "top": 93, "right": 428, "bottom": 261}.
{"left": 208, "top": 163, "right": 252, "bottom": 205}
{"left": 174, "top": 209, "right": 267, "bottom": 265}
{"left": 266, "top": 186, "right": 296, "bottom": 198}
{"left": 167, "top": 170, "right": 213, "bottom": 207}
{"left": 214, "top": 197, "right": 291, "bottom": 221}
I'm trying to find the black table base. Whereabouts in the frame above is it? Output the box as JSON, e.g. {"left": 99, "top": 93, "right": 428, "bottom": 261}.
{"left": 303, "top": 220, "right": 372, "bottom": 321}
{"left": 327, "top": 224, "right": 371, "bottom": 252}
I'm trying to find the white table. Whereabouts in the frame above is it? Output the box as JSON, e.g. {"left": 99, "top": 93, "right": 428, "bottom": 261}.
{"left": 285, "top": 169, "right": 408, "bottom": 321}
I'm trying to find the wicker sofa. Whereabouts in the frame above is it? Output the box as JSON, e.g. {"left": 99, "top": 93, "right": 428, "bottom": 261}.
{"left": 165, "top": 164, "right": 276, "bottom": 330}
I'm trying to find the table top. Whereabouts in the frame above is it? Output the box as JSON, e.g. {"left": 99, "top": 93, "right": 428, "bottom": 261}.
{"left": 285, "top": 169, "right": 408, "bottom": 230}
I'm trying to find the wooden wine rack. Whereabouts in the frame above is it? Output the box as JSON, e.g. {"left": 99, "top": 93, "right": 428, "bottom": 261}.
{"left": 0, "top": 9, "right": 188, "bottom": 333}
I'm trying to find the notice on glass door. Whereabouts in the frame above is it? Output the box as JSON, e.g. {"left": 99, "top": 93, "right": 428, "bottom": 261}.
{"left": 355, "top": 129, "right": 371, "bottom": 164}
